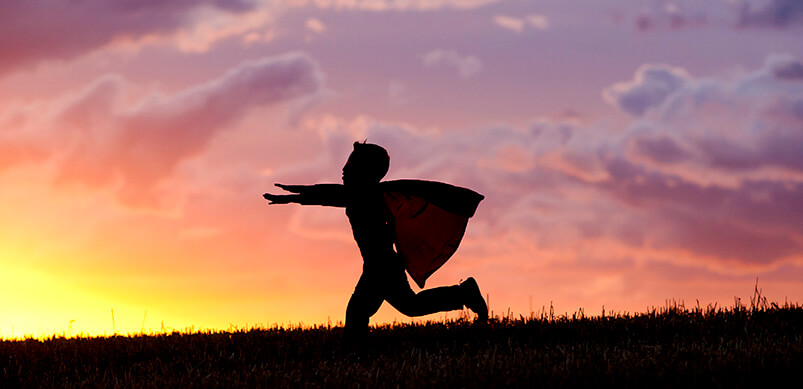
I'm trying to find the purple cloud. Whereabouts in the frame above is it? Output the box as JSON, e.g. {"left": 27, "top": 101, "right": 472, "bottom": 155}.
{"left": 628, "top": 134, "right": 690, "bottom": 164}
{"left": 606, "top": 55, "right": 803, "bottom": 174}
{"left": 603, "top": 64, "right": 689, "bottom": 116}
{"left": 302, "top": 54, "right": 803, "bottom": 270}
{"left": 594, "top": 54, "right": 803, "bottom": 264}
{"left": 599, "top": 155, "right": 802, "bottom": 263}
{"left": 662, "top": 56, "right": 803, "bottom": 174}
{"left": 0, "top": 0, "right": 257, "bottom": 75}
{"left": 634, "top": 3, "right": 707, "bottom": 32}
{"left": 738, "top": 0, "right": 803, "bottom": 28}
{"left": 767, "top": 54, "right": 803, "bottom": 80}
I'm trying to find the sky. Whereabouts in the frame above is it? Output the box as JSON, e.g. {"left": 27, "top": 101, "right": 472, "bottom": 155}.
{"left": 1, "top": 0, "right": 802, "bottom": 338}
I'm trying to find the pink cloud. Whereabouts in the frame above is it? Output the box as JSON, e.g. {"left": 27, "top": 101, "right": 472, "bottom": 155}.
{"left": 0, "top": 52, "right": 324, "bottom": 207}
{"left": 493, "top": 14, "right": 550, "bottom": 33}
{"left": 305, "top": 18, "right": 327, "bottom": 34}
{"left": 294, "top": 0, "right": 499, "bottom": 12}
{"left": 0, "top": 0, "right": 258, "bottom": 75}
{"left": 0, "top": 139, "right": 45, "bottom": 173}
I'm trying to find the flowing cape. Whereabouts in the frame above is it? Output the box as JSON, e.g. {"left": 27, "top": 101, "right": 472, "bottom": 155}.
{"left": 380, "top": 180, "right": 484, "bottom": 288}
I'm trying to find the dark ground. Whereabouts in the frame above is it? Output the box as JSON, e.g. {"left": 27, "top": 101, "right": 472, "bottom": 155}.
{"left": 2, "top": 302, "right": 801, "bottom": 388}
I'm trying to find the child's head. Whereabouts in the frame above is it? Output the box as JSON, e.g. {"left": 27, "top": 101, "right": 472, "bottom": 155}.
{"left": 342, "top": 142, "right": 389, "bottom": 185}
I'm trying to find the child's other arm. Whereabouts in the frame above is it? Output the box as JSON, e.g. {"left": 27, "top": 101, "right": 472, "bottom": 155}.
{"left": 263, "top": 183, "right": 346, "bottom": 207}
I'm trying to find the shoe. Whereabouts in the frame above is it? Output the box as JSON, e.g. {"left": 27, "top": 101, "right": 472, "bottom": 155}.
{"left": 460, "top": 277, "right": 488, "bottom": 322}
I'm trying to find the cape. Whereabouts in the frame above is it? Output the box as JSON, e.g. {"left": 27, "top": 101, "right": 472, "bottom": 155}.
{"left": 380, "top": 180, "right": 484, "bottom": 288}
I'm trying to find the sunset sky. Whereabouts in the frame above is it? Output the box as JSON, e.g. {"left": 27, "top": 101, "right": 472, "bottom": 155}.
{"left": 2, "top": 0, "right": 802, "bottom": 338}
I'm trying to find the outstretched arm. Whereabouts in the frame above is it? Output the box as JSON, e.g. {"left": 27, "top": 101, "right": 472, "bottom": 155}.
{"left": 273, "top": 183, "right": 309, "bottom": 194}
{"left": 262, "top": 192, "right": 300, "bottom": 205}
{"left": 262, "top": 183, "right": 347, "bottom": 207}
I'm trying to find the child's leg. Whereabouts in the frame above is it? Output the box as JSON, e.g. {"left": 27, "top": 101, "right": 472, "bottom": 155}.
{"left": 386, "top": 277, "right": 488, "bottom": 320}
{"left": 385, "top": 279, "right": 464, "bottom": 317}
{"left": 344, "top": 274, "right": 384, "bottom": 339}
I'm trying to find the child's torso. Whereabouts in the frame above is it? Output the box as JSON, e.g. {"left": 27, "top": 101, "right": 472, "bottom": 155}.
{"left": 345, "top": 186, "right": 397, "bottom": 268}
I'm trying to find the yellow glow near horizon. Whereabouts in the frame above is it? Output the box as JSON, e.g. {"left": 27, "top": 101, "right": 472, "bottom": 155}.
{"left": 0, "top": 244, "right": 344, "bottom": 340}
{"left": 0, "top": 248, "right": 196, "bottom": 339}
{"left": 2, "top": 263, "right": 102, "bottom": 339}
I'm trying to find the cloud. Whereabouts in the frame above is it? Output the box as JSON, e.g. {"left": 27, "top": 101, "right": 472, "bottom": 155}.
{"left": 598, "top": 156, "right": 802, "bottom": 262}
{"left": 634, "top": 2, "right": 707, "bottom": 32}
{"left": 301, "top": 114, "right": 620, "bottom": 257}
{"left": 622, "top": 54, "right": 803, "bottom": 175}
{"left": 0, "top": 52, "right": 324, "bottom": 207}
{"left": 298, "top": 54, "right": 803, "bottom": 272}
{"left": 493, "top": 14, "right": 550, "bottom": 33}
{"left": 0, "top": 0, "right": 266, "bottom": 76}
{"left": 624, "top": 1, "right": 803, "bottom": 32}
{"left": 422, "top": 50, "right": 483, "bottom": 78}
{"left": 738, "top": 0, "right": 803, "bottom": 28}
{"left": 291, "top": 0, "right": 499, "bottom": 12}
{"left": 0, "top": 138, "right": 46, "bottom": 174}
{"left": 598, "top": 54, "right": 803, "bottom": 265}
{"left": 305, "top": 18, "right": 327, "bottom": 34}
{"left": 525, "top": 14, "right": 550, "bottom": 30}
{"left": 603, "top": 64, "right": 690, "bottom": 116}
{"left": 493, "top": 15, "right": 525, "bottom": 33}
{"left": 770, "top": 55, "right": 803, "bottom": 80}
{"left": 171, "top": 5, "right": 280, "bottom": 53}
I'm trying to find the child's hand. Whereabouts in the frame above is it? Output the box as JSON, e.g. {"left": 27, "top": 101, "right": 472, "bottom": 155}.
{"left": 275, "top": 183, "right": 305, "bottom": 193}
{"left": 262, "top": 193, "right": 291, "bottom": 204}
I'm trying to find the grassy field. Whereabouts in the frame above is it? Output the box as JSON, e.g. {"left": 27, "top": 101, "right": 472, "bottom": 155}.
{"left": 2, "top": 298, "right": 801, "bottom": 388}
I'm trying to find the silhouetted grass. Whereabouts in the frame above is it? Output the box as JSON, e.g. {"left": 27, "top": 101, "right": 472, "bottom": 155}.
{"left": 2, "top": 299, "right": 801, "bottom": 388}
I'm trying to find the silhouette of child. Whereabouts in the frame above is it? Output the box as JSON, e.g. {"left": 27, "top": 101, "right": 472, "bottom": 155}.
{"left": 263, "top": 142, "right": 488, "bottom": 338}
